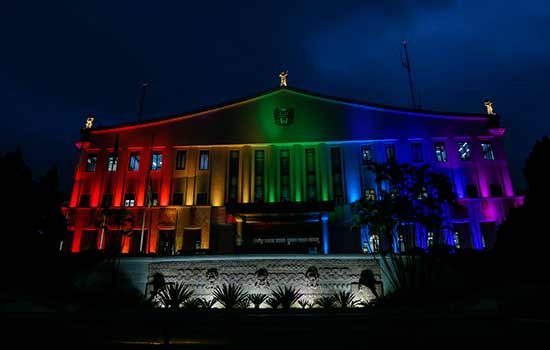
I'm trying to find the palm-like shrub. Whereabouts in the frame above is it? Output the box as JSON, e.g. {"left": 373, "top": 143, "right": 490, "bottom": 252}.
{"left": 270, "top": 286, "right": 303, "bottom": 309}
{"left": 334, "top": 290, "right": 359, "bottom": 308}
{"left": 156, "top": 282, "right": 193, "bottom": 308}
{"left": 182, "top": 298, "right": 202, "bottom": 310}
{"left": 358, "top": 299, "right": 375, "bottom": 308}
{"left": 298, "top": 299, "right": 312, "bottom": 309}
{"left": 212, "top": 283, "right": 249, "bottom": 309}
{"left": 199, "top": 298, "right": 217, "bottom": 309}
{"left": 248, "top": 293, "right": 268, "bottom": 309}
{"left": 266, "top": 297, "right": 280, "bottom": 309}
{"left": 314, "top": 295, "right": 336, "bottom": 309}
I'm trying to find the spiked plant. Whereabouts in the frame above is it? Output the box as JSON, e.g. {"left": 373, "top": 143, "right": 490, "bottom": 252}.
{"left": 156, "top": 282, "right": 193, "bottom": 308}
{"left": 298, "top": 299, "right": 312, "bottom": 309}
{"left": 314, "top": 296, "right": 336, "bottom": 309}
{"left": 212, "top": 283, "right": 249, "bottom": 309}
{"left": 334, "top": 290, "right": 359, "bottom": 308}
{"left": 182, "top": 298, "right": 202, "bottom": 310}
{"left": 265, "top": 297, "right": 280, "bottom": 309}
{"left": 199, "top": 298, "right": 217, "bottom": 309}
{"left": 270, "top": 286, "right": 303, "bottom": 309}
{"left": 248, "top": 293, "right": 268, "bottom": 309}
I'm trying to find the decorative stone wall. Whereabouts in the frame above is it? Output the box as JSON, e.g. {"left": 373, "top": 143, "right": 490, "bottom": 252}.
{"left": 143, "top": 255, "right": 382, "bottom": 305}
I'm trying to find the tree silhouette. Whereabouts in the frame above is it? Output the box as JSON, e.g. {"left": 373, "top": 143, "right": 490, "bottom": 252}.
{"left": 496, "top": 136, "right": 550, "bottom": 273}
{"left": 352, "top": 161, "right": 459, "bottom": 253}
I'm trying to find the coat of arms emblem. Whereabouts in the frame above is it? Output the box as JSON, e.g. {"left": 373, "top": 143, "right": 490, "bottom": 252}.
{"left": 274, "top": 107, "right": 294, "bottom": 126}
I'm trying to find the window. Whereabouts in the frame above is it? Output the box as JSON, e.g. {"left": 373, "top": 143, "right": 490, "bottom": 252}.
{"left": 158, "top": 230, "right": 175, "bottom": 256}
{"left": 61, "top": 231, "right": 74, "bottom": 252}
{"left": 228, "top": 150, "right": 239, "bottom": 202}
{"left": 457, "top": 142, "right": 471, "bottom": 161}
{"left": 79, "top": 194, "right": 90, "bottom": 207}
{"left": 411, "top": 142, "right": 423, "bottom": 162}
{"left": 370, "top": 234, "right": 380, "bottom": 253}
{"left": 101, "top": 194, "right": 112, "bottom": 208}
{"left": 175, "top": 150, "right": 186, "bottom": 170}
{"left": 254, "top": 150, "right": 265, "bottom": 202}
{"left": 453, "top": 231, "right": 461, "bottom": 249}
{"left": 490, "top": 183, "right": 503, "bottom": 197}
{"left": 434, "top": 142, "right": 447, "bottom": 162}
{"left": 199, "top": 150, "right": 209, "bottom": 170}
{"left": 481, "top": 142, "right": 495, "bottom": 160}
{"left": 172, "top": 192, "right": 184, "bottom": 205}
{"left": 398, "top": 234, "right": 406, "bottom": 253}
{"left": 151, "top": 193, "right": 159, "bottom": 206}
{"left": 196, "top": 192, "right": 208, "bottom": 205}
{"left": 85, "top": 153, "right": 97, "bottom": 172}
{"left": 280, "top": 149, "right": 290, "bottom": 202}
{"left": 151, "top": 151, "right": 162, "bottom": 170}
{"left": 385, "top": 144, "right": 396, "bottom": 162}
{"left": 128, "top": 152, "right": 140, "bottom": 171}
{"left": 124, "top": 193, "right": 135, "bottom": 207}
{"left": 80, "top": 230, "right": 98, "bottom": 251}
{"left": 305, "top": 148, "right": 316, "bottom": 201}
{"left": 465, "top": 184, "right": 479, "bottom": 198}
{"left": 365, "top": 188, "right": 376, "bottom": 200}
{"left": 361, "top": 145, "right": 374, "bottom": 165}
{"left": 427, "top": 232, "right": 434, "bottom": 247}
{"left": 107, "top": 153, "right": 118, "bottom": 171}
{"left": 331, "top": 147, "right": 344, "bottom": 205}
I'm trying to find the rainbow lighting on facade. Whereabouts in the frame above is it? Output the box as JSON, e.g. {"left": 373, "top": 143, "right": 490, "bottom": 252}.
{"left": 62, "top": 83, "right": 523, "bottom": 255}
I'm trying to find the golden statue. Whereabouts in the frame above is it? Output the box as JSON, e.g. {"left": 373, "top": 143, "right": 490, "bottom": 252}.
{"left": 484, "top": 100, "right": 496, "bottom": 115}
{"left": 279, "top": 70, "right": 288, "bottom": 87}
{"left": 85, "top": 115, "right": 95, "bottom": 129}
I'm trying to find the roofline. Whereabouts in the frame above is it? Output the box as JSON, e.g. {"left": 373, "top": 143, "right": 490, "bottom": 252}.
{"left": 90, "top": 86, "right": 491, "bottom": 134}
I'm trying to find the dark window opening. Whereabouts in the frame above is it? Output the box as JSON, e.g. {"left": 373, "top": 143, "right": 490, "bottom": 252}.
{"left": 434, "top": 142, "right": 447, "bottom": 162}
{"left": 158, "top": 230, "right": 175, "bottom": 256}
{"left": 361, "top": 145, "right": 374, "bottom": 165}
{"left": 490, "top": 183, "right": 503, "bottom": 197}
{"left": 85, "top": 153, "right": 97, "bottom": 172}
{"left": 280, "top": 149, "right": 290, "bottom": 202}
{"left": 385, "top": 144, "right": 396, "bottom": 162}
{"left": 305, "top": 148, "right": 317, "bottom": 201}
{"left": 124, "top": 193, "right": 136, "bottom": 207}
{"left": 151, "top": 193, "right": 159, "bottom": 206}
{"left": 199, "top": 150, "right": 209, "bottom": 170}
{"left": 254, "top": 150, "right": 265, "bottom": 202}
{"left": 79, "top": 194, "right": 91, "bottom": 207}
{"left": 481, "top": 143, "right": 495, "bottom": 160}
{"left": 411, "top": 142, "right": 423, "bottom": 162}
{"left": 458, "top": 142, "right": 471, "bottom": 161}
{"left": 107, "top": 153, "right": 118, "bottom": 171}
{"left": 196, "top": 192, "right": 208, "bottom": 205}
{"left": 151, "top": 151, "right": 163, "bottom": 170}
{"left": 128, "top": 152, "right": 140, "bottom": 171}
{"left": 175, "top": 150, "right": 187, "bottom": 170}
{"left": 228, "top": 150, "right": 239, "bottom": 202}
{"left": 101, "top": 194, "right": 112, "bottom": 208}
{"left": 331, "top": 147, "right": 344, "bottom": 205}
{"left": 172, "top": 192, "right": 184, "bottom": 205}
{"left": 465, "top": 184, "right": 479, "bottom": 198}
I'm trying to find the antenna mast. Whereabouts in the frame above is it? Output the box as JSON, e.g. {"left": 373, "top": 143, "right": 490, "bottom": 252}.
{"left": 138, "top": 81, "right": 149, "bottom": 121}
{"left": 401, "top": 40, "right": 418, "bottom": 109}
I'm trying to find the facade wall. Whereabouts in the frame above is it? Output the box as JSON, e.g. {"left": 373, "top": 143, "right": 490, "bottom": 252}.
{"left": 64, "top": 88, "right": 523, "bottom": 255}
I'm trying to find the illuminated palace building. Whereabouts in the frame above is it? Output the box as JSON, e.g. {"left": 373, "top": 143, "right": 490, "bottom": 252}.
{"left": 63, "top": 81, "right": 522, "bottom": 256}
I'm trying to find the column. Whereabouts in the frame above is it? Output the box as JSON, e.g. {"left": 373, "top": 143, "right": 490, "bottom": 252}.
{"left": 321, "top": 211, "right": 329, "bottom": 254}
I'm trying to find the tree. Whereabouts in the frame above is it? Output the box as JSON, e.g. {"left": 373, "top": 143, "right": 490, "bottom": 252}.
{"left": 496, "top": 136, "right": 550, "bottom": 261}
{"left": 37, "top": 166, "right": 67, "bottom": 253}
{"left": 352, "top": 161, "right": 460, "bottom": 253}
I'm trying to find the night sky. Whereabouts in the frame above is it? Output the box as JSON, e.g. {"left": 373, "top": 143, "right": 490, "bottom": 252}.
{"left": 1, "top": 1, "right": 548, "bottom": 193}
